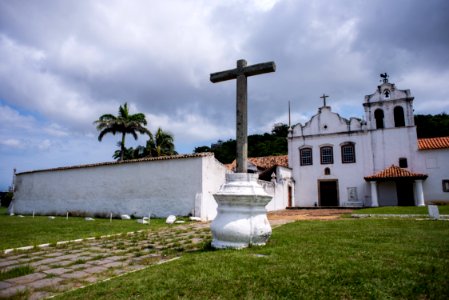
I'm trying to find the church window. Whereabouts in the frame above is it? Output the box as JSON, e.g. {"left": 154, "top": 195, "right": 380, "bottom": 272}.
{"left": 399, "top": 157, "right": 408, "bottom": 168}
{"left": 300, "top": 148, "right": 313, "bottom": 166}
{"left": 324, "top": 167, "right": 331, "bottom": 175}
{"left": 383, "top": 89, "right": 390, "bottom": 98}
{"left": 341, "top": 143, "right": 356, "bottom": 163}
{"left": 443, "top": 180, "right": 449, "bottom": 192}
{"left": 394, "top": 106, "right": 405, "bottom": 127}
{"left": 374, "top": 109, "right": 384, "bottom": 129}
{"left": 320, "top": 146, "right": 333, "bottom": 164}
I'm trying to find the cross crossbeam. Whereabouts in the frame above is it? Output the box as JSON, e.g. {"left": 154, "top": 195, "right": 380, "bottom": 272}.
{"left": 210, "top": 59, "right": 276, "bottom": 173}
{"left": 320, "top": 93, "right": 329, "bottom": 107}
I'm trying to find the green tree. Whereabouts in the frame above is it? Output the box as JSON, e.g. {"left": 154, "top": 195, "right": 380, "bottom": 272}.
{"left": 94, "top": 102, "right": 150, "bottom": 161}
{"left": 193, "top": 146, "right": 211, "bottom": 153}
{"left": 193, "top": 123, "right": 289, "bottom": 164}
{"left": 415, "top": 113, "right": 449, "bottom": 138}
{"left": 271, "top": 123, "right": 289, "bottom": 137}
{"left": 146, "top": 127, "right": 177, "bottom": 157}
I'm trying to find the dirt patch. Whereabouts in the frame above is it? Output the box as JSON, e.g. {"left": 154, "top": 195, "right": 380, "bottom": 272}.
{"left": 268, "top": 209, "right": 354, "bottom": 227}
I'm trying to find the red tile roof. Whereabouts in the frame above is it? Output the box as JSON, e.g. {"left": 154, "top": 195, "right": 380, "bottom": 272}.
{"left": 364, "top": 165, "right": 428, "bottom": 181}
{"left": 17, "top": 153, "right": 215, "bottom": 175}
{"left": 418, "top": 136, "right": 449, "bottom": 150}
{"left": 226, "top": 155, "right": 289, "bottom": 171}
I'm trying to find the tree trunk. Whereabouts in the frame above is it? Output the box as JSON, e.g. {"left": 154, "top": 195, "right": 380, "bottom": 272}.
{"left": 120, "top": 133, "right": 126, "bottom": 161}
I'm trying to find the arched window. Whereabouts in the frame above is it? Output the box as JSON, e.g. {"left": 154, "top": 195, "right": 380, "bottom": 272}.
{"left": 394, "top": 106, "right": 405, "bottom": 127}
{"left": 299, "top": 147, "right": 313, "bottom": 166}
{"left": 374, "top": 109, "right": 384, "bottom": 129}
{"left": 341, "top": 143, "right": 356, "bottom": 163}
{"left": 324, "top": 167, "right": 331, "bottom": 175}
{"left": 320, "top": 146, "right": 333, "bottom": 164}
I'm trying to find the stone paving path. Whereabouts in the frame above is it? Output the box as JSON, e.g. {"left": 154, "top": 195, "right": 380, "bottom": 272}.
{"left": 0, "top": 209, "right": 353, "bottom": 299}
{"left": 0, "top": 222, "right": 211, "bottom": 299}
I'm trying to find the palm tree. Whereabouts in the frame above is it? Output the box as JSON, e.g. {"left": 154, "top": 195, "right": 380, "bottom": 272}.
{"left": 94, "top": 102, "right": 151, "bottom": 161}
{"left": 146, "top": 127, "right": 177, "bottom": 157}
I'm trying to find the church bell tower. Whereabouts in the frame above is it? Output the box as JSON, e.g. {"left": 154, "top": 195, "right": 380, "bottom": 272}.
{"left": 363, "top": 73, "right": 415, "bottom": 130}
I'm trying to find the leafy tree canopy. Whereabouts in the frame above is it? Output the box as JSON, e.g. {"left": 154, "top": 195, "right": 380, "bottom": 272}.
{"left": 194, "top": 123, "right": 288, "bottom": 164}
{"left": 415, "top": 113, "right": 449, "bottom": 138}
{"left": 94, "top": 102, "right": 150, "bottom": 161}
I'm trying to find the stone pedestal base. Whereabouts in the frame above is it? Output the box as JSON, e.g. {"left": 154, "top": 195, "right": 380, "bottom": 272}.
{"left": 211, "top": 173, "right": 272, "bottom": 249}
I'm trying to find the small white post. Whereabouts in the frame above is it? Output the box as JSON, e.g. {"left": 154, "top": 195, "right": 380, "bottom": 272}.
{"left": 110, "top": 212, "right": 112, "bottom": 222}
{"left": 148, "top": 212, "right": 151, "bottom": 224}
{"left": 428, "top": 205, "right": 440, "bottom": 220}
{"left": 66, "top": 211, "right": 69, "bottom": 220}
{"left": 33, "top": 211, "right": 35, "bottom": 218}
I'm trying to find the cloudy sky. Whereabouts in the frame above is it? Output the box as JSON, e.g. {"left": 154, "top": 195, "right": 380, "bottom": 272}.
{"left": 1, "top": 0, "right": 449, "bottom": 190}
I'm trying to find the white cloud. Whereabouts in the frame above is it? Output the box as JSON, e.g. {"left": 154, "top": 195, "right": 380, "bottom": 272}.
{"left": 43, "top": 123, "right": 69, "bottom": 137}
{"left": 38, "top": 139, "right": 52, "bottom": 150}
{"left": 0, "top": 104, "right": 36, "bottom": 130}
{"left": 146, "top": 110, "right": 234, "bottom": 142}
{"left": 0, "top": 139, "right": 23, "bottom": 149}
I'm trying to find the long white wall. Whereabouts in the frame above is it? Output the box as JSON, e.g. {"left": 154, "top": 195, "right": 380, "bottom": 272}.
{"left": 12, "top": 154, "right": 227, "bottom": 219}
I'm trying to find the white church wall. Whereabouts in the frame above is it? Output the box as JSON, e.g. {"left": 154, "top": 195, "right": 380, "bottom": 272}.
{"left": 200, "top": 156, "right": 228, "bottom": 221}
{"left": 369, "top": 126, "right": 419, "bottom": 172}
{"left": 419, "top": 149, "right": 449, "bottom": 203}
{"left": 265, "top": 166, "right": 292, "bottom": 211}
{"left": 12, "top": 154, "right": 225, "bottom": 218}
{"left": 289, "top": 131, "right": 372, "bottom": 207}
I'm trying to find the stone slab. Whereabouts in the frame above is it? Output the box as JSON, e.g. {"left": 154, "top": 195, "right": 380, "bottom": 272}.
{"left": 0, "top": 284, "right": 27, "bottom": 298}
{"left": 0, "top": 281, "right": 12, "bottom": 289}
{"left": 5, "top": 272, "right": 46, "bottom": 284}
{"left": 29, "top": 256, "right": 61, "bottom": 267}
{"left": 107, "top": 256, "right": 126, "bottom": 261}
{"left": 83, "top": 265, "right": 108, "bottom": 274}
{"left": 102, "top": 261, "right": 124, "bottom": 268}
{"left": 60, "top": 270, "right": 89, "bottom": 279}
{"left": 0, "top": 259, "right": 19, "bottom": 268}
{"left": 43, "top": 267, "right": 71, "bottom": 275}
{"left": 57, "top": 254, "right": 80, "bottom": 260}
{"left": 54, "top": 260, "right": 73, "bottom": 267}
{"left": 27, "top": 277, "right": 63, "bottom": 289}
{"left": 90, "top": 258, "right": 114, "bottom": 265}
{"left": 29, "top": 291, "right": 53, "bottom": 300}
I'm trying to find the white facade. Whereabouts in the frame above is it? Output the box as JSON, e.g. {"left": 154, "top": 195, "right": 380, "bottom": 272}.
{"left": 419, "top": 148, "right": 449, "bottom": 202}
{"left": 11, "top": 153, "right": 227, "bottom": 220}
{"left": 264, "top": 166, "right": 294, "bottom": 211}
{"left": 288, "top": 79, "right": 449, "bottom": 207}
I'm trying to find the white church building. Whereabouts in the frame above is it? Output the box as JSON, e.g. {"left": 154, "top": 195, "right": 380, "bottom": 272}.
{"left": 288, "top": 76, "right": 449, "bottom": 207}
{"left": 9, "top": 76, "right": 449, "bottom": 218}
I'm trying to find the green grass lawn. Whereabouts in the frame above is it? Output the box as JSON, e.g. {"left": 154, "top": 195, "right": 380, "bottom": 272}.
{"left": 0, "top": 207, "right": 168, "bottom": 250}
{"left": 356, "top": 205, "right": 449, "bottom": 215}
{"left": 58, "top": 219, "right": 449, "bottom": 299}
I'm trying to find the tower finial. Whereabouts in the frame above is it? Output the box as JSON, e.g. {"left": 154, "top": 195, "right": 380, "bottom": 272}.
{"left": 380, "top": 73, "right": 389, "bottom": 83}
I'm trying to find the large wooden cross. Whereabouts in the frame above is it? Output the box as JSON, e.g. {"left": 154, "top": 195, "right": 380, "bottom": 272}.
{"left": 210, "top": 59, "right": 276, "bottom": 173}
